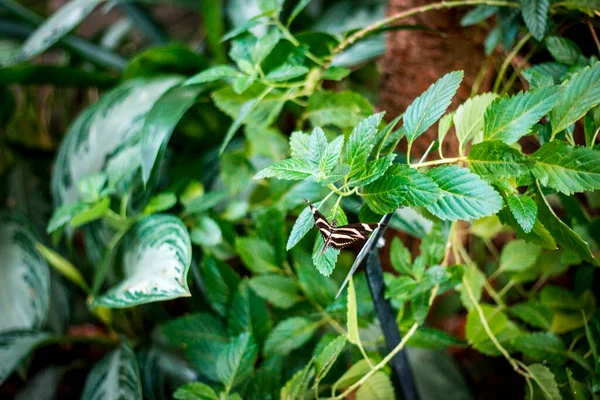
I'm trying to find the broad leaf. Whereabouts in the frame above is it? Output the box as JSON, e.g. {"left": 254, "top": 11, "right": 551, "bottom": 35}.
{"left": 81, "top": 340, "right": 142, "bottom": 400}
{"left": 52, "top": 78, "right": 182, "bottom": 206}
{"left": 498, "top": 207, "right": 556, "bottom": 250}
{"left": 212, "top": 84, "right": 284, "bottom": 128}
{"left": 332, "top": 360, "right": 373, "bottom": 394}
{"left": 201, "top": 256, "right": 240, "bottom": 317}
{"left": 0, "top": 331, "right": 51, "bottom": 385}
{"left": 528, "top": 363, "right": 561, "bottom": 400}
{"left": 345, "top": 113, "right": 385, "bottom": 176}
{"left": 0, "top": 213, "right": 49, "bottom": 331}
{"left": 141, "top": 84, "right": 204, "bottom": 183}
{"left": 254, "top": 158, "right": 314, "bottom": 181}
{"left": 499, "top": 239, "right": 541, "bottom": 272}
{"left": 512, "top": 332, "right": 566, "bottom": 365}
{"left": 545, "top": 36, "right": 582, "bottom": 65}
{"left": 425, "top": 166, "right": 503, "bottom": 221}
{"left": 519, "top": 0, "right": 549, "bottom": 40}
{"left": 483, "top": 87, "right": 560, "bottom": 144}
{"left": 461, "top": 5, "right": 497, "bottom": 26}
{"left": 389, "top": 165, "right": 441, "bottom": 207}
{"left": 407, "top": 327, "right": 467, "bottom": 349}
{"left": 468, "top": 140, "right": 533, "bottom": 180}
{"left": 390, "top": 237, "right": 412, "bottom": 274}
{"left": 361, "top": 174, "right": 408, "bottom": 215}
{"left": 305, "top": 91, "right": 373, "bottom": 128}
{"left": 532, "top": 141, "right": 600, "bottom": 195}
{"left": 466, "top": 305, "right": 520, "bottom": 356}
{"left": 173, "top": 382, "right": 219, "bottom": 400}
{"left": 315, "top": 335, "right": 346, "bottom": 383}
{"left": 404, "top": 71, "right": 463, "bottom": 143}
{"left": 265, "top": 65, "right": 309, "bottom": 82}
{"left": 348, "top": 155, "right": 396, "bottom": 188}
{"left": 264, "top": 317, "right": 319, "bottom": 357}
{"left": 510, "top": 301, "right": 553, "bottom": 330}
{"left": 286, "top": 200, "right": 322, "bottom": 251}
{"left": 236, "top": 237, "right": 279, "bottom": 273}
{"left": 312, "top": 234, "right": 340, "bottom": 276}
{"left": 507, "top": 194, "right": 537, "bottom": 233}
{"left": 217, "top": 332, "right": 257, "bottom": 391}
{"left": 550, "top": 62, "right": 600, "bottom": 135}
{"left": 248, "top": 275, "right": 300, "bottom": 309}
{"left": 320, "top": 135, "right": 344, "bottom": 177}
{"left": 346, "top": 278, "right": 360, "bottom": 345}
{"left": 228, "top": 282, "right": 271, "bottom": 346}
{"left": 92, "top": 214, "right": 192, "bottom": 308}
{"left": 280, "top": 363, "right": 314, "bottom": 400}
{"left": 356, "top": 371, "right": 395, "bottom": 400}
{"left": 184, "top": 65, "right": 240, "bottom": 85}
{"left": 454, "top": 92, "right": 497, "bottom": 147}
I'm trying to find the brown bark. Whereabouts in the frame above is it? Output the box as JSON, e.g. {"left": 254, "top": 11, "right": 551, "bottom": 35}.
{"left": 380, "top": 0, "right": 493, "bottom": 158}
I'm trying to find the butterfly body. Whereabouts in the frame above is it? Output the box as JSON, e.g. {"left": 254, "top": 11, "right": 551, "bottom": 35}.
{"left": 305, "top": 199, "right": 385, "bottom": 253}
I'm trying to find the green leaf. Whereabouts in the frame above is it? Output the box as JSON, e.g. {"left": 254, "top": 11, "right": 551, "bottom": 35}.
{"left": 461, "top": 5, "right": 497, "bottom": 26}
{"left": 468, "top": 140, "right": 533, "bottom": 180}
{"left": 77, "top": 173, "right": 108, "bottom": 202}
{"left": 92, "top": 214, "right": 192, "bottom": 308}
{"left": 190, "top": 216, "right": 222, "bottom": 248}
{"left": 141, "top": 84, "right": 204, "bottom": 183}
{"left": 320, "top": 135, "right": 345, "bottom": 177}
{"left": 52, "top": 78, "right": 182, "bottom": 206}
{"left": 519, "top": 0, "right": 549, "bottom": 40}
{"left": 184, "top": 191, "right": 229, "bottom": 215}
{"left": 201, "top": 256, "right": 240, "bottom": 317}
{"left": 161, "top": 313, "right": 229, "bottom": 382}
{"left": 510, "top": 301, "right": 553, "bottom": 330}
{"left": 280, "top": 363, "right": 314, "bottom": 400}
{"left": 347, "top": 154, "right": 396, "bottom": 187}
{"left": 286, "top": 201, "right": 321, "bottom": 251}
{"left": 305, "top": 91, "right": 373, "bottom": 128}
{"left": 315, "top": 335, "right": 346, "bottom": 383}
{"left": 407, "top": 327, "right": 467, "bottom": 349}
{"left": 81, "top": 340, "right": 142, "bottom": 400}
{"left": 389, "top": 164, "right": 442, "bottom": 207}
{"left": 535, "top": 182, "right": 598, "bottom": 264}
{"left": 123, "top": 44, "right": 208, "bottom": 79}
{"left": 0, "top": 331, "right": 51, "bottom": 385}
{"left": 184, "top": 65, "right": 240, "bottom": 85}
{"left": 507, "top": 194, "right": 537, "bottom": 233}
{"left": 254, "top": 158, "right": 314, "bottom": 181}
{"left": 143, "top": 192, "right": 177, "bottom": 215}
{"left": 459, "top": 266, "right": 485, "bottom": 311}
{"left": 390, "top": 237, "right": 412, "bottom": 274}
{"left": 236, "top": 237, "right": 279, "bottom": 273}
{"left": 466, "top": 305, "right": 520, "bottom": 356}
{"left": 425, "top": 166, "right": 503, "bottom": 221}
{"left": 332, "top": 360, "right": 373, "bottom": 394}
{"left": 483, "top": 87, "right": 560, "bottom": 144}
{"left": 228, "top": 281, "right": 271, "bottom": 345}
{"left": 346, "top": 278, "right": 360, "bottom": 345}
{"left": 512, "top": 332, "right": 566, "bottom": 365}
{"left": 454, "top": 92, "right": 497, "bottom": 147}
{"left": 498, "top": 207, "right": 556, "bottom": 250}
{"left": 404, "top": 71, "right": 463, "bottom": 144}
{"left": 47, "top": 202, "right": 87, "bottom": 233}
{"left": 265, "top": 65, "right": 309, "bottom": 82}
{"left": 323, "top": 66, "right": 351, "bottom": 81}
{"left": 217, "top": 332, "right": 257, "bottom": 390}
{"left": 499, "top": 239, "right": 541, "bottom": 272}
{"left": 545, "top": 36, "right": 583, "bottom": 65}
{"left": 356, "top": 371, "right": 395, "bottom": 400}
{"left": 36, "top": 243, "right": 89, "bottom": 293}
{"left": 361, "top": 174, "right": 408, "bottom": 215}
{"left": 0, "top": 213, "right": 49, "bottom": 331}
{"left": 173, "top": 382, "right": 219, "bottom": 400}
{"left": 312, "top": 234, "right": 340, "bottom": 276}
{"left": 264, "top": 317, "right": 319, "bottom": 357}
{"left": 532, "top": 141, "right": 600, "bottom": 195}
{"left": 290, "top": 131, "right": 310, "bottom": 159}
{"left": 438, "top": 112, "right": 454, "bottom": 152}
{"left": 248, "top": 274, "right": 300, "bottom": 309}
{"left": 287, "top": 0, "right": 312, "bottom": 25}
{"left": 212, "top": 84, "right": 283, "bottom": 127}
{"left": 70, "top": 197, "right": 110, "bottom": 228}
{"left": 528, "top": 363, "right": 561, "bottom": 400}
{"left": 345, "top": 113, "right": 385, "bottom": 176}
{"left": 293, "top": 248, "right": 337, "bottom": 307}
{"left": 550, "top": 62, "right": 600, "bottom": 135}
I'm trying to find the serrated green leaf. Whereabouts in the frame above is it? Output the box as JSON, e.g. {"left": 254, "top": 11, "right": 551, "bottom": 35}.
{"left": 438, "top": 112, "right": 454, "bottom": 152}
{"left": 184, "top": 65, "right": 241, "bottom": 85}
{"left": 305, "top": 91, "right": 373, "bottom": 128}
{"left": 306, "top": 127, "right": 328, "bottom": 171}
{"left": 545, "top": 36, "right": 583, "bottom": 65}
{"left": 201, "top": 256, "right": 240, "bottom": 317}
{"left": 356, "top": 371, "right": 394, "bottom": 400}
{"left": 362, "top": 175, "right": 409, "bottom": 214}
{"left": 312, "top": 234, "right": 340, "bottom": 276}
{"left": 280, "top": 363, "right": 314, "bottom": 400}
{"left": 390, "top": 164, "right": 442, "bottom": 207}
{"left": 390, "top": 237, "right": 412, "bottom": 274}
{"left": 0, "top": 331, "right": 51, "bottom": 385}
{"left": 507, "top": 194, "right": 537, "bottom": 233}
{"left": 0, "top": 213, "right": 50, "bottom": 331}
{"left": 407, "top": 326, "right": 467, "bottom": 349}
{"left": 512, "top": 332, "right": 566, "bottom": 365}
{"left": 346, "top": 278, "right": 360, "bottom": 345}
{"left": 315, "top": 335, "right": 346, "bottom": 383}
{"left": 483, "top": 87, "right": 560, "bottom": 144}
{"left": 173, "top": 382, "right": 219, "bottom": 400}
{"left": 500, "top": 239, "right": 541, "bottom": 272}
{"left": 248, "top": 274, "right": 300, "bottom": 309}
{"left": 217, "top": 332, "right": 257, "bottom": 391}
{"left": 264, "top": 317, "right": 319, "bottom": 357}
{"left": 290, "top": 131, "right": 310, "bottom": 159}
{"left": 466, "top": 305, "right": 520, "bottom": 356}
{"left": 510, "top": 301, "right": 553, "bottom": 330}
{"left": 236, "top": 237, "right": 280, "bottom": 273}
{"left": 254, "top": 158, "right": 314, "bottom": 180}
{"left": 345, "top": 113, "right": 385, "bottom": 176}
{"left": 535, "top": 182, "right": 598, "bottom": 264}
{"left": 454, "top": 92, "right": 497, "bottom": 147}
{"left": 532, "top": 141, "right": 600, "bottom": 195}
{"left": 265, "top": 65, "right": 309, "bottom": 82}
{"left": 228, "top": 281, "right": 271, "bottom": 346}
{"left": 461, "top": 5, "right": 497, "bottom": 26}
{"left": 320, "top": 135, "right": 344, "bottom": 176}
{"left": 81, "top": 340, "right": 142, "bottom": 400}
{"left": 287, "top": 201, "right": 321, "bottom": 251}
{"left": 425, "top": 166, "right": 503, "bottom": 221}
{"left": 141, "top": 84, "right": 205, "bottom": 183}
{"left": 550, "top": 62, "right": 600, "bottom": 135}
{"left": 332, "top": 359, "right": 373, "bottom": 394}
{"left": 404, "top": 71, "right": 463, "bottom": 144}
{"left": 92, "top": 214, "right": 192, "bottom": 308}
{"left": 519, "top": 0, "right": 549, "bottom": 40}
{"left": 468, "top": 140, "right": 533, "bottom": 180}
{"left": 498, "top": 207, "right": 556, "bottom": 249}
{"left": 528, "top": 363, "right": 561, "bottom": 400}
{"left": 347, "top": 155, "right": 395, "bottom": 188}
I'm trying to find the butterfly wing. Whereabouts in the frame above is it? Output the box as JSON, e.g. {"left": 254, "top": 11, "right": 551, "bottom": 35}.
{"left": 306, "top": 200, "right": 333, "bottom": 243}
{"left": 328, "top": 223, "right": 385, "bottom": 250}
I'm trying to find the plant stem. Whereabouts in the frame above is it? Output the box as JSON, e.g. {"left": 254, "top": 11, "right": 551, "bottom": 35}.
{"left": 410, "top": 156, "right": 466, "bottom": 168}
{"left": 273, "top": 19, "right": 325, "bottom": 67}
{"left": 327, "top": 0, "right": 519, "bottom": 65}
{"left": 492, "top": 32, "right": 532, "bottom": 93}
{"left": 588, "top": 19, "right": 600, "bottom": 54}
{"left": 331, "top": 323, "right": 419, "bottom": 400}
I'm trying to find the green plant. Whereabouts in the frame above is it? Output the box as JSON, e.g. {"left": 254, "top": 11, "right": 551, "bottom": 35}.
{"left": 1, "top": 0, "right": 600, "bottom": 399}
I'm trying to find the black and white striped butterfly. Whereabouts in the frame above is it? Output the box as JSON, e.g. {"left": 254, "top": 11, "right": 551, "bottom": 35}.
{"left": 305, "top": 199, "right": 386, "bottom": 254}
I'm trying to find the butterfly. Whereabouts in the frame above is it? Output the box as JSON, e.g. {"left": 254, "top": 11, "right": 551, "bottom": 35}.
{"left": 305, "top": 199, "right": 386, "bottom": 254}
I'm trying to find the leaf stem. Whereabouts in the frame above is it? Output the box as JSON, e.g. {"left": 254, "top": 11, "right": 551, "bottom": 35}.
{"left": 330, "top": 323, "right": 419, "bottom": 400}
{"left": 492, "top": 32, "right": 532, "bottom": 93}
{"left": 326, "top": 0, "right": 520, "bottom": 65}
{"left": 410, "top": 156, "right": 466, "bottom": 168}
